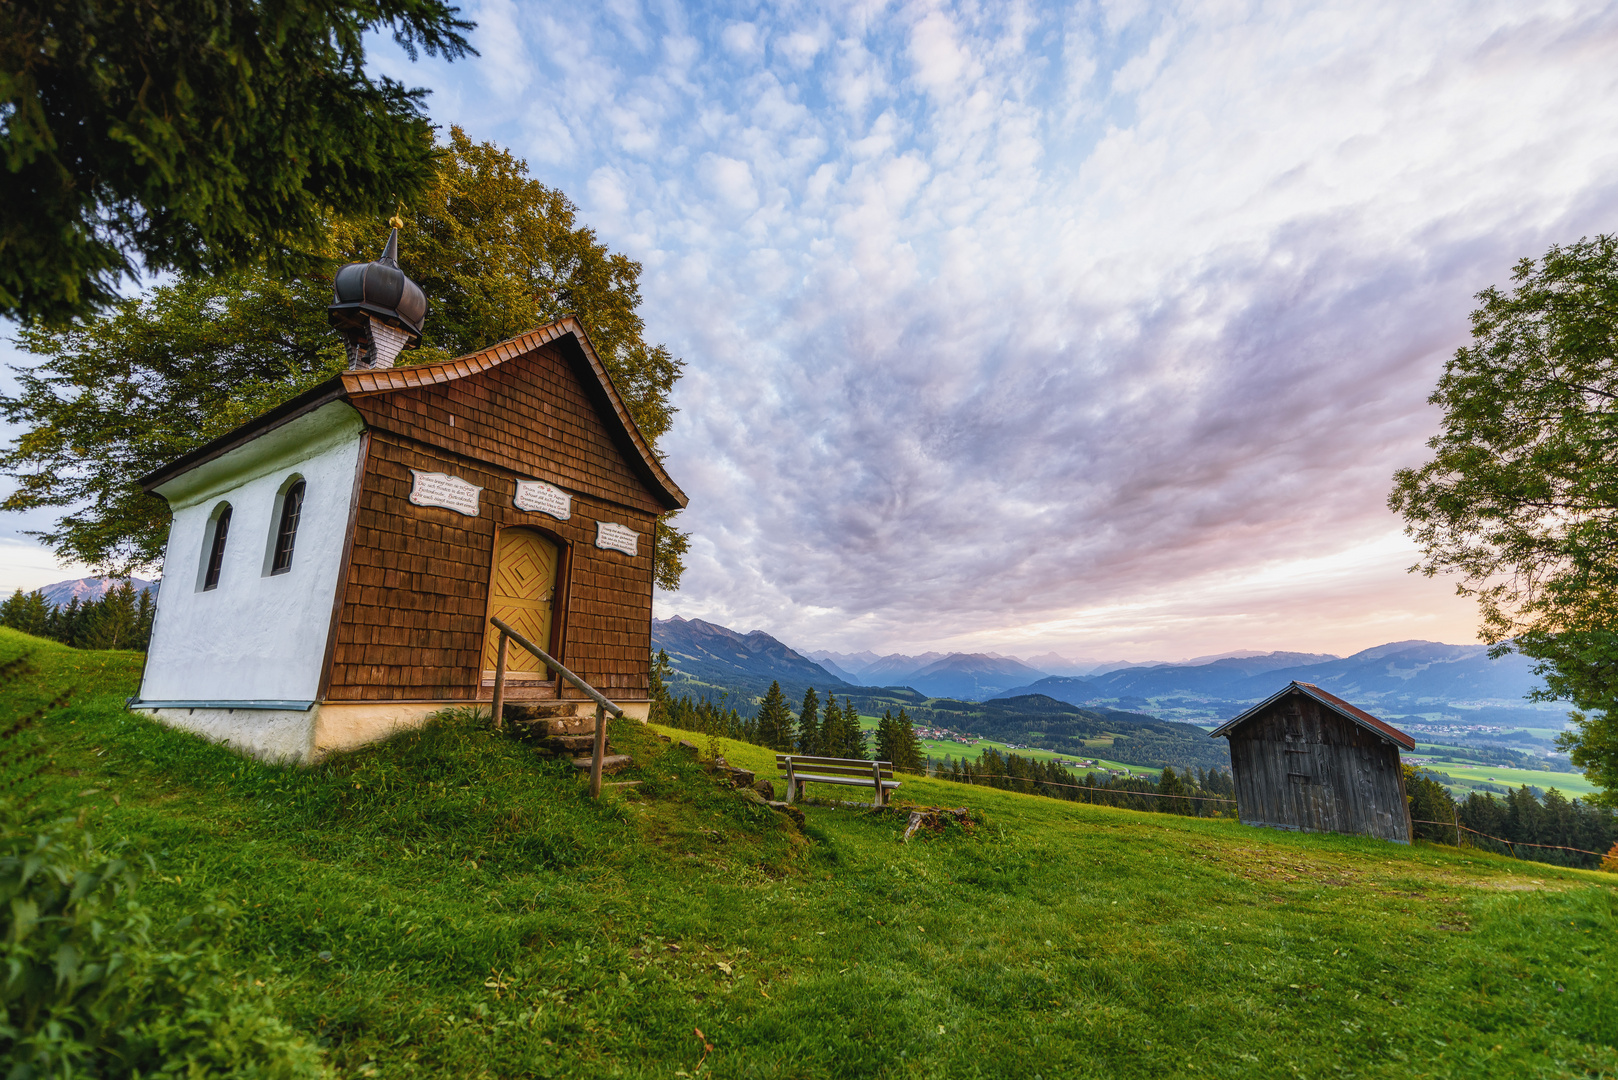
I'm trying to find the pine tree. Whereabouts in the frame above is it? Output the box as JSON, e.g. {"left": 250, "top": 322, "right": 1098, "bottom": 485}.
{"left": 755, "top": 681, "right": 794, "bottom": 751}
{"left": 85, "top": 581, "right": 141, "bottom": 650}
{"left": 841, "top": 701, "right": 868, "bottom": 760}
{"left": 649, "top": 649, "right": 673, "bottom": 723}
{"left": 797, "top": 687, "right": 820, "bottom": 756}
{"left": 895, "top": 708, "right": 924, "bottom": 772}
{"left": 875, "top": 709, "right": 899, "bottom": 764}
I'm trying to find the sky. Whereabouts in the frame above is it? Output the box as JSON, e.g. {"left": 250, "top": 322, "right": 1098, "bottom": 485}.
{"left": 5, "top": 0, "right": 1618, "bottom": 662}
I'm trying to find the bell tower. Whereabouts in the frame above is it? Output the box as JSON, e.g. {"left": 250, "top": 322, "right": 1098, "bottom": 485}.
{"left": 327, "top": 229, "right": 429, "bottom": 369}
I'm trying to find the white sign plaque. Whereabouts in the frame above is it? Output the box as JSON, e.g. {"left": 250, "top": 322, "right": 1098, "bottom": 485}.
{"left": 408, "top": 470, "right": 482, "bottom": 516}
{"left": 595, "top": 521, "right": 639, "bottom": 556}
{"left": 514, "top": 480, "right": 572, "bottom": 521}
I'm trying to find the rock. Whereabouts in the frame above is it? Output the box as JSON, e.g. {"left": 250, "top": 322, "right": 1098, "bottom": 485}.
{"left": 752, "top": 778, "right": 775, "bottom": 801}
{"left": 725, "top": 767, "right": 755, "bottom": 787}
{"left": 657, "top": 733, "right": 672, "bottom": 742}
{"left": 541, "top": 734, "right": 596, "bottom": 754}
{"left": 767, "top": 801, "right": 806, "bottom": 826}
{"left": 677, "top": 740, "right": 699, "bottom": 753}
{"left": 737, "top": 787, "right": 767, "bottom": 805}
{"left": 572, "top": 754, "right": 635, "bottom": 775}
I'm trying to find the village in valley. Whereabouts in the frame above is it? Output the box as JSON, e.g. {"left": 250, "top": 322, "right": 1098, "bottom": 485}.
{"left": 1, "top": 2, "right": 1616, "bottom": 1078}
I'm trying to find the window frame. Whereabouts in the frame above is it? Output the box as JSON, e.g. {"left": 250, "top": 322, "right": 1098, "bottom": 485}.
{"left": 269, "top": 478, "right": 306, "bottom": 576}
{"left": 198, "top": 502, "right": 233, "bottom": 592}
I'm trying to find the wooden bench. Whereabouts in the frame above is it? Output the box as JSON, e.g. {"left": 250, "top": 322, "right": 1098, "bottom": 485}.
{"left": 776, "top": 755, "right": 900, "bottom": 806}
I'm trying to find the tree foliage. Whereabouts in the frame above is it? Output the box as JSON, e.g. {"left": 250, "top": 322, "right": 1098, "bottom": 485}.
{"left": 875, "top": 708, "right": 923, "bottom": 772}
{"left": 2, "top": 129, "right": 689, "bottom": 586}
{"left": 1, "top": 584, "right": 155, "bottom": 650}
{"left": 1390, "top": 235, "right": 1618, "bottom": 805}
{"left": 1, "top": 0, "right": 473, "bottom": 323}
{"left": 796, "top": 688, "right": 820, "bottom": 756}
{"left": 754, "top": 680, "right": 794, "bottom": 752}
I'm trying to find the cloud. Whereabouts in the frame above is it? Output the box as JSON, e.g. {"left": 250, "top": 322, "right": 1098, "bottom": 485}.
{"left": 196, "top": 2, "right": 1618, "bottom": 657}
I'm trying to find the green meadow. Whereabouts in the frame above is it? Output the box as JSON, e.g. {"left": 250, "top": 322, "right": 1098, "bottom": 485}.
{"left": 851, "top": 711, "right": 1163, "bottom": 779}
{"left": 1410, "top": 744, "right": 1597, "bottom": 798}
{"left": 4, "top": 628, "right": 1616, "bottom": 1078}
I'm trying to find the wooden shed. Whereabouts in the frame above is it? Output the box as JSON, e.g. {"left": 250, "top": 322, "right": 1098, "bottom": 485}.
{"left": 1210, "top": 682, "right": 1415, "bottom": 843}
{"left": 131, "top": 236, "right": 686, "bottom": 761}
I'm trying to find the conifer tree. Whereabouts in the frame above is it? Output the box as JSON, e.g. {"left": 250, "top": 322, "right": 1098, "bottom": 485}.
{"left": 875, "top": 709, "right": 899, "bottom": 764}
{"left": 649, "top": 649, "right": 673, "bottom": 723}
{"left": 840, "top": 701, "right": 868, "bottom": 760}
{"left": 797, "top": 688, "right": 820, "bottom": 755}
{"left": 755, "top": 681, "right": 795, "bottom": 751}
{"left": 895, "top": 707, "right": 924, "bottom": 772}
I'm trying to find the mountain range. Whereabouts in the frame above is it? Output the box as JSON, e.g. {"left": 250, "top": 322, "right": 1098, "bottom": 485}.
{"left": 660, "top": 616, "right": 1565, "bottom": 733}
{"left": 993, "top": 641, "right": 1559, "bottom": 725}
{"left": 30, "top": 577, "right": 158, "bottom": 608}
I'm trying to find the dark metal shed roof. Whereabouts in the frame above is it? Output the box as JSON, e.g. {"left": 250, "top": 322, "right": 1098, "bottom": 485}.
{"left": 1209, "top": 681, "right": 1416, "bottom": 751}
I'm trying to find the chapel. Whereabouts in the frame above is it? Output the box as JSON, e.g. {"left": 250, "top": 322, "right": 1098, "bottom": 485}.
{"left": 131, "top": 233, "right": 686, "bottom": 761}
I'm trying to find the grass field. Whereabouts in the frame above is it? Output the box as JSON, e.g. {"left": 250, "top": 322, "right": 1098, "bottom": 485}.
{"left": 1410, "top": 744, "right": 1598, "bottom": 798}
{"left": 851, "top": 711, "right": 1164, "bottom": 779}
{"left": 4, "top": 627, "right": 1617, "bottom": 1078}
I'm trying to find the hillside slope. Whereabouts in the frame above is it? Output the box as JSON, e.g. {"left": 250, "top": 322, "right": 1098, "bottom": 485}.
{"left": 4, "top": 628, "right": 1615, "bottom": 1079}
{"left": 652, "top": 615, "right": 852, "bottom": 704}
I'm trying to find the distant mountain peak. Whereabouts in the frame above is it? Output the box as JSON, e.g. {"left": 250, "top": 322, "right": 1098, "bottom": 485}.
{"left": 33, "top": 577, "right": 158, "bottom": 609}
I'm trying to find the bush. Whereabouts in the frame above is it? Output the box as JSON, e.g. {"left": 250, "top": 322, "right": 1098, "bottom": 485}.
{"left": 1, "top": 804, "right": 328, "bottom": 1078}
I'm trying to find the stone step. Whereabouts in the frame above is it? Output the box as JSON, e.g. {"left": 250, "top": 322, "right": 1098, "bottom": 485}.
{"left": 541, "top": 734, "right": 600, "bottom": 754}
{"left": 503, "top": 701, "right": 588, "bottom": 723}
{"left": 509, "top": 713, "right": 597, "bottom": 739}
{"left": 573, "top": 754, "right": 635, "bottom": 775}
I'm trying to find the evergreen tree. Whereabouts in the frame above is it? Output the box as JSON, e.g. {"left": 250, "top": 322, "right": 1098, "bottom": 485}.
{"left": 648, "top": 649, "right": 673, "bottom": 724}
{"left": 875, "top": 709, "right": 900, "bottom": 764}
{"left": 755, "top": 681, "right": 795, "bottom": 751}
{"left": 895, "top": 707, "right": 924, "bottom": 772}
{"left": 839, "top": 701, "right": 868, "bottom": 760}
{"left": 797, "top": 687, "right": 820, "bottom": 756}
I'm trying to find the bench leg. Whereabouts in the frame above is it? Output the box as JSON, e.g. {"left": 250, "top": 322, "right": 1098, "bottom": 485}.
{"left": 785, "top": 763, "right": 795, "bottom": 804}
{"left": 873, "top": 761, "right": 884, "bottom": 807}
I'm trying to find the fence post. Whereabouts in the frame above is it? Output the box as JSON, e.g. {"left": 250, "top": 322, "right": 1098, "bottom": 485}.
{"left": 1453, "top": 805, "right": 1461, "bottom": 847}
{"left": 490, "top": 632, "right": 509, "bottom": 730}
{"left": 589, "top": 703, "right": 607, "bottom": 799}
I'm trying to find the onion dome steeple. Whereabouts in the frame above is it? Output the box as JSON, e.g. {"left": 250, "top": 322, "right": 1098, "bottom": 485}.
{"left": 328, "top": 228, "right": 428, "bottom": 370}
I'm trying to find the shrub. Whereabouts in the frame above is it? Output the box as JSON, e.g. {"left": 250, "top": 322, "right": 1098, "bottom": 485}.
{"left": 1, "top": 804, "right": 328, "bottom": 1078}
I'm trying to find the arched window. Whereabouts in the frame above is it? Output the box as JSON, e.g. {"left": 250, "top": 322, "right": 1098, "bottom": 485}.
{"left": 201, "top": 504, "right": 232, "bottom": 591}
{"left": 270, "top": 479, "right": 306, "bottom": 574}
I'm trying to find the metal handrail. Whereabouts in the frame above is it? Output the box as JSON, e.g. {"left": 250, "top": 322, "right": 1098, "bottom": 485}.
{"left": 488, "top": 617, "right": 623, "bottom": 799}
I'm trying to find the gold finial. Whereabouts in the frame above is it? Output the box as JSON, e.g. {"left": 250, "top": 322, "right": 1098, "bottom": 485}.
{"left": 388, "top": 213, "right": 405, "bottom": 230}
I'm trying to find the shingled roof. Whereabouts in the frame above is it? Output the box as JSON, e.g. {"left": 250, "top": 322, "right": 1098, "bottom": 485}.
{"left": 1209, "top": 681, "right": 1416, "bottom": 751}
{"left": 139, "top": 317, "right": 687, "bottom": 511}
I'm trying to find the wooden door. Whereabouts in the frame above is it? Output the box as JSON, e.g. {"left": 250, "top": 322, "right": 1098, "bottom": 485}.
{"left": 482, "top": 529, "right": 560, "bottom": 678}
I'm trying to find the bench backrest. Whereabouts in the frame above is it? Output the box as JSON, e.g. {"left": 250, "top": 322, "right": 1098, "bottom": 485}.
{"left": 776, "top": 755, "right": 894, "bottom": 780}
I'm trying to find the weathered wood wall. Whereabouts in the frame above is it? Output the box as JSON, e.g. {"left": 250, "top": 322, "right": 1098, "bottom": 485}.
{"left": 1228, "top": 694, "right": 1412, "bottom": 843}
{"left": 324, "top": 338, "right": 659, "bottom": 702}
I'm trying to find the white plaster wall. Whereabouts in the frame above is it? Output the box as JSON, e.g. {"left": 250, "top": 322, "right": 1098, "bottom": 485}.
{"left": 140, "top": 402, "right": 364, "bottom": 702}
{"left": 139, "top": 705, "right": 318, "bottom": 762}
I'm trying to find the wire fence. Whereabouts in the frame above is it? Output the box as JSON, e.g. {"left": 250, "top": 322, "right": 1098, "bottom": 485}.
{"left": 942, "top": 771, "right": 1237, "bottom": 810}
{"left": 1410, "top": 817, "right": 1608, "bottom": 860}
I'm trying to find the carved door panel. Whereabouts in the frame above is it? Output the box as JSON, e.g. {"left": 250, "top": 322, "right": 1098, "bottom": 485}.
{"left": 482, "top": 529, "right": 560, "bottom": 677}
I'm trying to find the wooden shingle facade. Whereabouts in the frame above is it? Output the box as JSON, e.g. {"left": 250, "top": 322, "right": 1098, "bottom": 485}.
{"left": 1211, "top": 682, "right": 1415, "bottom": 843}
{"left": 134, "top": 317, "right": 685, "bottom": 762}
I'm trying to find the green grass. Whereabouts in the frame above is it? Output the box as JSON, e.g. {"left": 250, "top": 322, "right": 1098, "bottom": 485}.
{"left": 1409, "top": 746, "right": 1598, "bottom": 798}
{"left": 4, "top": 627, "right": 1617, "bottom": 1078}
{"left": 852, "top": 711, "right": 1163, "bottom": 778}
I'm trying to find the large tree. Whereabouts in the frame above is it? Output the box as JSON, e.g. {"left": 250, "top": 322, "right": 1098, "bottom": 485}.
{"left": 0, "top": 0, "right": 473, "bottom": 323}
{"left": 1389, "top": 234, "right": 1618, "bottom": 806}
{"left": 1, "top": 128, "right": 689, "bottom": 588}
